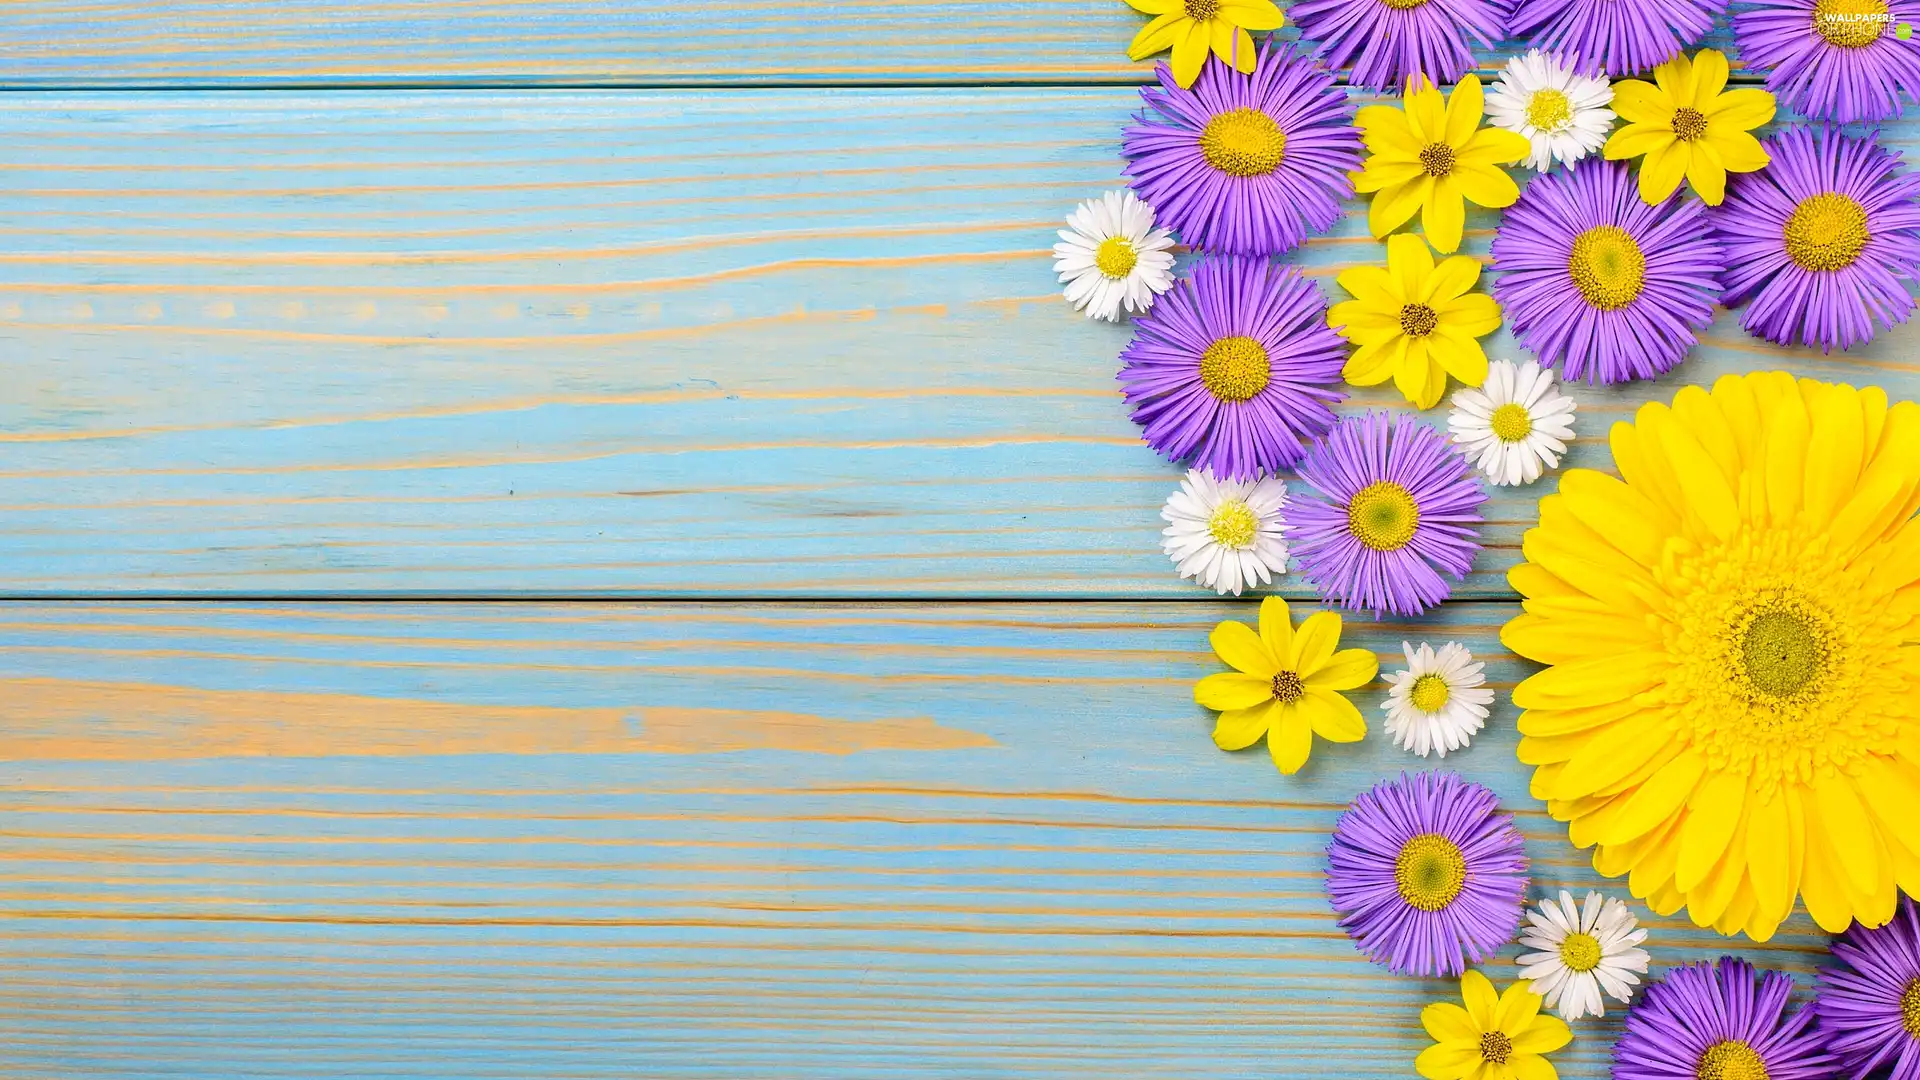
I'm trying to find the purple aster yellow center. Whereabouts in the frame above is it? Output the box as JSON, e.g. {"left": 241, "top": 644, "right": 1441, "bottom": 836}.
{"left": 1784, "top": 192, "right": 1871, "bottom": 272}
{"left": 1418, "top": 143, "right": 1456, "bottom": 177}
{"left": 1901, "top": 978, "right": 1920, "bottom": 1037}
{"left": 1270, "top": 669, "right": 1306, "bottom": 703}
{"left": 1393, "top": 832, "right": 1466, "bottom": 911}
{"left": 1348, "top": 480, "right": 1420, "bottom": 551}
{"left": 1478, "top": 1031, "right": 1514, "bottom": 1065}
{"left": 1696, "top": 1040, "right": 1768, "bottom": 1080}
{"left": 1814, "top": 0, "right": 1890, "bottom": 46}
{"left": 1380, "top": 0, "right": 1431, "bottom": 11}
{"left": 1671, "top": 107, "right": 1710, "bottom": 142}
{"left": 1199, "top": 335, "right": 1272, "bottom": 402}
{"left": 1568, "top": 224, "right": 1646, "bottom": 310}
{"left": 1200, "top": 108, "right": 1288, "bottom": 177}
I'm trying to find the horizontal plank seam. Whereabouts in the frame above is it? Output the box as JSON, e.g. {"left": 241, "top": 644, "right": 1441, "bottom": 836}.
{"left": 0, "top": 76, "right": 1778, "bottom": 93}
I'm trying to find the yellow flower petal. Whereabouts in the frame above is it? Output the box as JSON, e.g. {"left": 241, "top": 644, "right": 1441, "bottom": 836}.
{"left": 1122, "top": 0, "right": 1179, "bottom": 12}
{"left": 1268, "top": 708, "right": 1312, "bottom": 774}
{"left": 1713, "top": 128, "right": 1770, "bottom": 173}
{"left": 1368, "top": 176, "right": 1430, "bottom": 237}
{"left": 1428, "top": 329, "right": 1489, "bottom": 387}
{"left": 1290, "top": 610, "right": 1342, "bottom": 673}
{"left": 1509, "top": 1056, "right": 1559, "bottom": 1080}
{"left": 1299, "top": 688, "right": 1366, "bottom": 743}
{"left": 1674, "top": 769, "right": 1748, "bottom": 891}
{"left": 1608, "top": 79, "right": 1669, "bottom": 124}
{"left": 1210, "top": 618, "right": 1277, "bottom": 677}
{"left": 1493, "top": 981, "right": 1543, "bottom": 1037}
{"left": 1684, "top": 142, "right": 1727, "bottom": 205}
{"left": 1705, "top": 87, "right": 1776, "bottom": 129}
{"left": 1511, "top": 1017, "right": 1572, "bottom": 1055}
{"left": 1211, "top": 702, "right": 1271, "bottom": 750}
{"left": 1461, "top": 971, "right": 1499, "bottom": 1029}
{"left": 1459, "top": 126, "right": 1532, "bottom": 165}
{"left": 1256, "top": 594, "right": 1294, "bottom": 661}
{"left": 1421, "top": 181, "right": 1466, "bottom": 254}
{"left": 1421, "top": 1002, "right": 1479, "bottom": 1044}
{"left": 1126, "top": 11, "right": 1186, "bottom": 59}
{"left": 1452, "top": 162, "right": 1519, "bottom": 209}
{"left": 1654, "top": 50, "right": 1697, "bottom": 106}
{"left": 1605, "top": 123, "right": 1673, "bottom": 161}
{"left": 1423, "top": 252, "right": 1480, "bottom": 304}
{"left": 1443, "top": 73, "right": 1485, "bottom": 145}
{"left": 1389, "top": 232, "right": 1436, "bottom": 292}
{"left": 1218, "top": 0, "right": 1284, "bottom": 29}
{"left": 1394, "top": 344, "right": 1440, "bottom": 408}
{"left": 1335, "top": 264, "right": 1402, "bottom": 307}
{"left": 1194, "top": 671, "right": 1275, "bottom": 711}
{"left": 1210, "top": 20, "right": 1258, "bottom": 71}
{"left": 1688, "top": 48, "right": 1730, "bottom": 104}
{"left": 1169, "top": 18, "right": 1210, "bottom": 86}
{"left": 1637, "top": 140, "right": 1690, "bottom": 204}
{"left": 1406, "top": 80, "right": 1447, "bottom": 144}
{"left": 1813, "top": 774, "right": 1884, "bottom": 899}
{"left": 1417, "top": 1044, "right": 1484, "bottom": 1080}
{"left": 1345, "top": 334, "right": 1409, "bottom": 386}
{"left": 1356, "top": 105, "right": 1421, "bottom": 154}
{"left": 1437, "top": 289, "right": 1500, "bottom": 336}
{"left": 1306, "top": 646, "right": 1379, "bottom": 691}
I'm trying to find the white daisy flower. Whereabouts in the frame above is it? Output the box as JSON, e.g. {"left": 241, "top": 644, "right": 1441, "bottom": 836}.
{"left": 1517, "top": 890, "right": 1652, "bottom": 1022}
{"left": 1381, "top": 641, "right": 1494, "bottom": 758}
{"left": 1160, "top": 468, "right": 1288, "bottom": 596}
{"left": 1485, "top": 50, "right": 1615, "bottom": 172}
{"left": 1052, "top": 189, "right": 1177, "bottom": 322}
{"left": 1448, "top": 358, "right": 1578, "bottom": 487}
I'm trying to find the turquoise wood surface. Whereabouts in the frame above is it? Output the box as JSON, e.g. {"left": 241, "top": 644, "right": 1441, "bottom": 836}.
{"left": 0, "top": 602, "right": 1837, "bottom": 1078}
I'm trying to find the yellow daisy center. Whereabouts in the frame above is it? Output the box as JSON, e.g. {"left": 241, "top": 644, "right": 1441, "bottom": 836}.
{"left": 1784, "top": 192, "right": 1871, "bottom": 272}
{"left": 1270, "top": 670, "right": 1306, "bottom": 703}
{"left": 1527, "top": 88, "right": 1574, "bottom": 130}
{"left": 1094, "top": 236, "right": 1138, "bottom": 279}
{"left": 1198, "top": 335, "right": 1271, "bottom": 402}
{"left": 1399, "top": 302, "right": 1439, "bottom": 337}
{"left": 1207, "top": 500, "right": 1259, "bottom": 549}
{"left": 1815, "top": 0, "right": 1890, "bottom": 46}
{"left": 1568, "top": 224, "right": 1647, "bottom": 310}
{"left": 1491, "top": 402, "right": 1534, "bottom": 443}
{"left": 1478, "top": 1031, "right": 1514, "bottom": 1065}
{"left": 1418, "top": 142, "right": 1457, "bottom": 177}
{"left": 1200, "top": 108, "right": 1288, "bottom": 178}
{"left": 1671, "top": 107, "right": 1710, "bottom": 142}
{"left": 1394, "top": 832, "right": 1467, "bottom": 912}
{"left": 1558, "top": 931, "right": 1602, "bottom": 972}
{"left": 1347, "top": 481, "right": 1420, "bottom": 552}
{"left": 1410, "top": 673, "right": 1452, "bottom": 713}
{"left": 1697, "top": 1041, "right": 1768, "bottom": 1080}
{"left": 1901, "top": 978, "right": 1920, "bottom": 1037}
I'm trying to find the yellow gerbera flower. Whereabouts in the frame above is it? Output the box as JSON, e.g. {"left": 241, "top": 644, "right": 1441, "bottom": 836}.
{"left": 1417, "top": 971, "right": 1572, "bottom": 1080}
{"left": 1602, "top": 49, "right": 1774, "bottom": 205}
{"left": 1194, "top": 595, "right": 1378, "bottom": 775}
{"left": 1353, "top": 74, "right": 1531, "bottom": 254}
{"left": 1329, "top": 233, "right": 1500, "bottom": 410}
{"left": 1504, "top": 372, "right": 1920, "bottom": 941}
{"left": 1122, "top": 0, "right": 1283, "bottom": 88}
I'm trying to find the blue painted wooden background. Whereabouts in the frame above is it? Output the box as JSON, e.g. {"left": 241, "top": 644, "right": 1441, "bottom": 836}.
{"left": 0, "top": 7, "right": 1910, "bottom": 1079}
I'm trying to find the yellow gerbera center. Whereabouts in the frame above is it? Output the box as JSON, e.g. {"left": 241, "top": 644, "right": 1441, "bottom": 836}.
{"left": 1399, "top": 302, "right": 1439, "bottom": 337}
{"left": 1207, "top": 500, "right": 1259, "bottom": 549}
{"left": 1185, "top": 0, "right": 1221, "bottom": 18}
{"left": 1394, "top": 832, "right": 1467, "bottom": 912}
{"left": 1094, "top": 236, "right": 1138, "bottom": 279}
{"left": 1697, "top": 1041, "right": 1768, "bottom": 1080}
{"left": 1784, "top": 192, "right": 1871, "bottom": 272}
{"left": 1347, "top": 481, "right": 1420, "bottom": 552}
{"left": 1200, "top": 108, "right": 1287, "bottom": 177}
{"left": 1901, "top": 979, "right": 1920, "bottom": 1037}
{"left": 1671, "top": 107, "right": 1709, "bottom": 142}
{"left": 1418, "top": 142, "right": 1457, "bottom": 177}
{"left": 1814, "top": 0, "right": 1890, "bottom": 46}
{"left": 1568, "top": 224, "right": 1647, "bottom": 310}
{"left": 1558, "top": 931, "right": 1602, "bottom": 972}
{"left": 1270, "top": 669, "right": 1306, "bottom": 703}
{"left": 1410, "top": 673, "right": 1452, "bottom": 713}
{"left": 1491, "top": 402, "right": 1533, "bottom": 443}
{"left": 1526, "top": 88, "right": 1574, "bottom": 130}
{"left": 1199, "top": 335, "right": 1271, "bottom": 402}
{"left": 1478, "top": 1031, "right": 1514, "bottom": 1065}
{"left": 1734, "top": 594, "right": 1834, "bottom": 701}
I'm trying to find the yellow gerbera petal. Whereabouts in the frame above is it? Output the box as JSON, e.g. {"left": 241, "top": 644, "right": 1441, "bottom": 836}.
{"left": 1268, "top": 708, "right": 1312, "bottom": 774}
{"left": 1211, "top": 703, "right": 1271, "bottom": 750}
{"left": 1421, "top": 180, "right": 1466, "bottom": 253}
{"left": 1194, "top": 672, "right": 1276, "bottom": 711}
{"left": 1210, "top": 617, "right": 1277, "bottom": 677}
{"left": 1675, "top": 770, "right": 1748, "bottom": 891}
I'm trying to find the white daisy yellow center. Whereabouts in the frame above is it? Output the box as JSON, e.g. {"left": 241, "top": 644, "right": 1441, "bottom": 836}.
{"left": 1394, "top": 832, "right": 1467, "bottom": 912}
{"left": 1094, "top": 236, "right": 1138, "bottom": 279}
{"left": 1347, "top": 481, "right": 1420, "bottom": 552}
{"left": 1814, "top": 0, "right": 1889, "bottom": 46}
{"left": 1784, "top": 192, "right": 1870, "bottom": 272}
{"left": 1526, "top": 88, "right": 1573, "bottom": 130}
{"left": 1206, "top": 500, "right": 1259, "bottom": 549}
{"left": 1410, "top": 673, "right": 1452, "bottom": 713}
{"left": 1697, "top": 1041, "right": 1768, "bottom": 1080}
{"left": 1478, "top": 1031, "right": 1514, "bottom": 1065}
{"left": 1199, "top": 335, "right": 1271, "bottom": 402}
{"left": 1558, "top": 930, "right": 1602, "bottom": 972}
{"left": 1491, "top": 402, "right": 1534, "bottom": 443}
{"left": 1200, "top": 108, "right": 1287, "bottom": 178}
{"left": 1569, "top": 225, "right": 1646, "bottom": 311}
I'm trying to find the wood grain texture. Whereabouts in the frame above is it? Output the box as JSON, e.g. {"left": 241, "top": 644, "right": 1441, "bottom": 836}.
{"left": 3, "top": 89, "right": 1913, "bottom": 597}
{"left": 0, "top": 2, "right": 1752, "bottom": 89}
{"left": 0, "top": 600, "right": 1840, "bottom": 1079}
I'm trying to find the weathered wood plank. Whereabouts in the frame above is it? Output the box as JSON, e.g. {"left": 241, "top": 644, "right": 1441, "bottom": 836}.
{"left": 2, "top": 90, "right": 1912, "bottom": 597}
{"left": 0, "top": 2, "right": 1759, "bottom": 89}
{"left": 0, "top": 600, "right": 1836, "bottom": 1078}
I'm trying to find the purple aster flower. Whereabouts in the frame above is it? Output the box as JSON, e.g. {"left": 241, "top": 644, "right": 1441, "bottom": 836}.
{"left": 1288, "top": 412, "right": 1484, "bottom": 617}
{"left": 1324, "top": 771, "right": 1527, "bottom": 978}
{"left": 1616, "top": 958, "right": 1832, "bottom": 1080}
{"left": 1509, "top": 0, "right": 1723, "bottom": 76}
{"left": 1817, "top": 896, "right": 1920, "bottom": 1080}
{"left": 1123, "top": 42, "right": 1362, "bottom": 258}
{"left": 1288, "top": 0, "right": 1506, "bottom": 91}
{"left": 1492, "top": 159, "right": 1722, "bottom": 384}
{"left": 1716, "top": 125, "right": 1920, "bottom": 352}
{"left": 1117, "top": 256, "right": 1346, "bottom": 479}
{"left": 1735, "top": 0, "right": 1920, "bottom": 122}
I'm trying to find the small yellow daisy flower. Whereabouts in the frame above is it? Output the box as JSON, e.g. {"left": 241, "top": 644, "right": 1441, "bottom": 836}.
{"left": 1416, "top": 971, "right": 1573, "bottom": 1080}
{"left": 1329, "top": 233, "right": 1501, "bottom": 410}
{"left": 1194, "top": 595, "right": 1378, "bottom": 775}
{"left": 1603, "top": 49, "right": 1775, "bottom": 205}
{"left": 1353, "top": 74, "right": 1532, "bottom": 254}
{"left": 1122, "top": 0, "right": 1284, "bottom": 89}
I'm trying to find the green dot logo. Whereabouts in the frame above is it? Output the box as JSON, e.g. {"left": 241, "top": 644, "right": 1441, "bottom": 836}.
{"left": 1898, "top": 21, "right": 1913, "bottom": 38}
